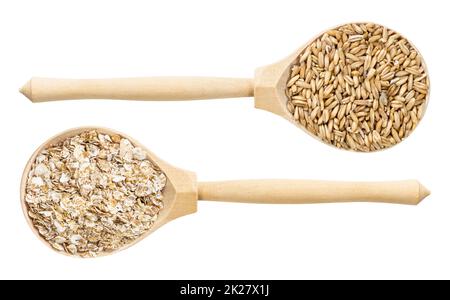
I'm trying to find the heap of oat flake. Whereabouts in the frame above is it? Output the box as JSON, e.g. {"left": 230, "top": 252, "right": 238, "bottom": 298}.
{"left": 286, "top": 23, "right": 429, "bottom": 151}
{"left": 24, "top": 130, "right": 167, "bottom": 257}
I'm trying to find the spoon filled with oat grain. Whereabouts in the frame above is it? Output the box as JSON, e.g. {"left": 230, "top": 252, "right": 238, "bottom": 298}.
{"left": 21, "top": 23, "right": 429, "bottom": 152}
{"left": 22, "top": 127, "right": 430, "bottom": 257}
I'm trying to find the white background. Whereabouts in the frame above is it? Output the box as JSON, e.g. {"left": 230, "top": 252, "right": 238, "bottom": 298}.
{"left": 0, "top": 0, "right": 448, "bottom": 280}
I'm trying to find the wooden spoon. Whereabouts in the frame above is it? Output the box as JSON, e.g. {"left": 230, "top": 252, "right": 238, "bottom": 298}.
{"left": 21, "top": 127, "right": 430, "bottom": 257}
{"left": 20, "top": 23, "right": 429, "bottom": 152}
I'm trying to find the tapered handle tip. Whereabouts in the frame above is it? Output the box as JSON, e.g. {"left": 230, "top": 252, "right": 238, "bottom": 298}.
{"left": 418, "top": 182, "right": 431, "bottom": 203}
{"left": 20, "top": 79, "right": 33, "bottom": 101}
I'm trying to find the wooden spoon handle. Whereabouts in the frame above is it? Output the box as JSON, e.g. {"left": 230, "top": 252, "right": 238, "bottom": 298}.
{"left": 21, "top": 77, "right": 254, "bottom": 102}
{"left": 197, "top": 180, "right": 430, "bottom": 205}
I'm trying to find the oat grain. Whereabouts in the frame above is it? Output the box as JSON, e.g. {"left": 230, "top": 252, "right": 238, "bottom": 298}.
{"left": 285, "top": 23, "right": 429, "bottom": 151}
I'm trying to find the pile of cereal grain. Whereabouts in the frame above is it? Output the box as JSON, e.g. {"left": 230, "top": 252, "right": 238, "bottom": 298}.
{"left": 24, "top": 130, "right": 167, "bottom": 257}
{"left": 286, "top": 23, "right": 429, "bottom": 151}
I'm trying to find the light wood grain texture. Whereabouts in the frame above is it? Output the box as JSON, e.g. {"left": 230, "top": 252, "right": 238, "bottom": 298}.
{"left": 21, "top": 127, "right": 430, "bottom": 256}
{"left": 21, "top": 77, "right": 254, "bottom": 101}
{"left": 197, "top": 179, "right": 429, "bottom": 205}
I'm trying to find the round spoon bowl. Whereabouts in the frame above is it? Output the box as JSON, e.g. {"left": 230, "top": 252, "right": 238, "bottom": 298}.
{"left": 20, "top": 127, "right": 197, "bottom": 257}
{"left": 254, "top": 22, "right": 430, "bottom": 152}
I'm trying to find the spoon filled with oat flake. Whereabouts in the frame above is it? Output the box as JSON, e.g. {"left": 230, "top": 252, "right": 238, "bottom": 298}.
{"left": 22, "top": 127, "right": 430, "bottom": 257}
{"left": 21, "top": 23, "right": 429, "bottom": 152}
